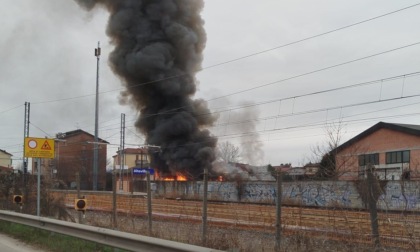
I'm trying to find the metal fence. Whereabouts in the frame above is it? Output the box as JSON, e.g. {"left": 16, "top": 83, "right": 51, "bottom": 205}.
{"left": 2, "top": 170, "right": 420, "bottom": 251}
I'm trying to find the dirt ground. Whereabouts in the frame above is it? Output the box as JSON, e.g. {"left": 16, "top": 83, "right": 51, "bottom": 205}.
{"left": 74, "top": 210, "right": 410, "bottom": 252}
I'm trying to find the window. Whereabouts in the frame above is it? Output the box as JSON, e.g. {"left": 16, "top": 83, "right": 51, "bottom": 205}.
{"left": 386, "top": 150, "right": 410, "bottom": 164}
{"left": 358, "top": 153, "right": 379, "bottom": 166}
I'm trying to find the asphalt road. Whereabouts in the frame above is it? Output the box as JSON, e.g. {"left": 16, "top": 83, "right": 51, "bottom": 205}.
{"left": 0, "top": 233, "right": 45, "bottom": 252}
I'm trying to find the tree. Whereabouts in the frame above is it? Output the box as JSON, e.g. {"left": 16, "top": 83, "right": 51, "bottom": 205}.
{"left": 317, "top": 152, "right": 336, "bottom": 179}
{"left": 312, "top": 121, "right": 344, "bottom": 180}
{"left": 217, "top": 141, "right": 240, "bottom": 163}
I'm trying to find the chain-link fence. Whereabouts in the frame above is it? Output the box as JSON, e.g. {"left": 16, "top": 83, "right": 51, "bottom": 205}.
{"left": 1, "top": 172, "right": 420, "bottom": 251}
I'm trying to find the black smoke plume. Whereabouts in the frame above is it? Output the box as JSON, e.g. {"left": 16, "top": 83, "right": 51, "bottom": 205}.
{"left": 75, "top": 0, "right": 217, "bottom": 179}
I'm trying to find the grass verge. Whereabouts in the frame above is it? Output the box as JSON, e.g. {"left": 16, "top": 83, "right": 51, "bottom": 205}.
{"left": 0, "top": 220, "right": 128, "bottom": 252}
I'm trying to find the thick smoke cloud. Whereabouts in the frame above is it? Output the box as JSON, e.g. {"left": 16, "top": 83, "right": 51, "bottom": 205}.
{"left": 75, "top": 0, "right": 217, "bottom": 179}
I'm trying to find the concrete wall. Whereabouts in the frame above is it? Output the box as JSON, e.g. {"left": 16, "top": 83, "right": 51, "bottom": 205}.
{"left": 152, "top": 180, "right": 420, "bottom": 211}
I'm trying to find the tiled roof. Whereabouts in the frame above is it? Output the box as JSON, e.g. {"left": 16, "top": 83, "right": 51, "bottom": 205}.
{"left": 334, "top": 121, "right": 420, "bottom": 153}
{"left": 0, "top": 149, "right": 12, "bottom": 156}
{"left": 120, "top": 148, "right": 149, "bottom": 154}
{"left": 57, "top": 129, "right": 109, "bottom": 143}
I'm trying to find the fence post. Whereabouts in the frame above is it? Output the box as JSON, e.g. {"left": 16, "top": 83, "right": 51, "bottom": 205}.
{"left": 37, "top": 158, "right": 41, "bottom": 217}
{"left": 147, "top": 170, "right": 152, "bottom": 236}
{"left": 202, "top": 168, "right": 208, "bottom": 246}
{"left": 366, "top": 163, "right": 380, "bottom": 250}
{"left": 76, "top": 172, "right": 82, "bottom": 224}
{"left": 112, "top": 169, "right": 117, "bottom": 229}
{"left": 275, "top": 171, "right": 282, "bottom": 251}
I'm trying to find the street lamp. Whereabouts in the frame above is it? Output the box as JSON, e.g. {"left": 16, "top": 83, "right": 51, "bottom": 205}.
{"left": 93, "top": 42, "right": 101, "bottom": 191}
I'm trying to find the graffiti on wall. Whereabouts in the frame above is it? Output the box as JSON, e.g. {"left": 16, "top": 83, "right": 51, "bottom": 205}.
{"left": 154, "top": 180, "right": 420, "bottom": 211}
{"left": 242, "top": 183, "right": 276, "bottom": 202}
{"left": 379, "top": 182, "right": 420, "bottom": 210}
{"left": 283, "top": 182, "right": 354, "bottom": 207}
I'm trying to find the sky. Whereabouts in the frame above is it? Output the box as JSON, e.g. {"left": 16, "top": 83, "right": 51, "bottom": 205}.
{"left": 1, "top": 0, "right": 420, "bottom": 168}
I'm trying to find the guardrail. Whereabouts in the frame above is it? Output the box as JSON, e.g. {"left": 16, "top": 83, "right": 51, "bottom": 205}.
{"left": 0, "top": 210, "right": 221, "bottom": 252}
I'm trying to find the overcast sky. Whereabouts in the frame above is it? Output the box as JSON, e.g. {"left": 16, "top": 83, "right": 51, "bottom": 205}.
{"left": 1, "top": 0, "right": 420, "bottom": 168}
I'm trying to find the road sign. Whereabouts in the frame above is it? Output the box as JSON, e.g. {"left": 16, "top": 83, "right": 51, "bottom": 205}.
{"left": 24, "top": 137, "right": 55, "bottom": 159}
{"left": 133, "top": 168, "right": 154, "bottom": 175}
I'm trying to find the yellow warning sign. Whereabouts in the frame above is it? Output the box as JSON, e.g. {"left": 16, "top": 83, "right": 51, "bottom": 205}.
{"left": 24, "top": 137, "right": 55, "bottom": 159}
{"left": 41, "top": 140, "right": 52, "bottom": 150}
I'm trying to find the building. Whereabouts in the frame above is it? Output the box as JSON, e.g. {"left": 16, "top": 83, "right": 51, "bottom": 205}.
{"left": 287, "top": 167, "right": 306, "bottom": 180}
{"left": 112, "top": 148, "right": 151, "bottom": 192}
{"left": 54, "top": 130, "right": 109, "bottom": 190}
{"left": 281, "top": 164, "right": 319, "bottom": 181}
{"left": 335, "top": 122, "right": 420, "bottom": 181}
{"left": 303, "top": 163, "right": 320, "bottom": 178}
{"left": 0, "top": 149, "right": 13, "bottom": 169}
{"left": 32, "top": 158, "right": 54, "bottom": 179}
{"left": 273, "top": 163, "right": 292, "bottom": 174}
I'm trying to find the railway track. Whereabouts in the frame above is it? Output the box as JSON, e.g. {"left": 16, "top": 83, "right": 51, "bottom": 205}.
{"left": 62, "top": 194, "right": 420, "bottom": 249}
{"left": 149, "top": 199, "right": 420, "bottom": 249}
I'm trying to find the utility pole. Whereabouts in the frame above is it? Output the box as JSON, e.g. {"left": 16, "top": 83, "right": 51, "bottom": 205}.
{"left": 202, "top": 168, "right": 208, "bottom": 246}
{"left": 275, "top": 171, "right": 282, "bottom": 251}
{"left": 23, "top": 102, "right": 30, "bottom": 183}
{"left": 36, "top": 158, "right": 41, "bottom": 216}
{"left": 112, "top": 167, "right": 117, "bottom": 229}
{"left": 147, "top": 170, "right": 152, "bottom": 236}
{"left": 93, "top": 42, "right": 101, "bottom": 191}
{"left": 119, "top": 113, "right": 125, "bottom": 191}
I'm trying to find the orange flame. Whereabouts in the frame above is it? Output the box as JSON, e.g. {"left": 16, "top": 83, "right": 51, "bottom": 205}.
{"left": 160, "top": 173, "right": 187, "bottom": 181}
{"left": 176, "top": 173, "right": 187, "bottom": 181}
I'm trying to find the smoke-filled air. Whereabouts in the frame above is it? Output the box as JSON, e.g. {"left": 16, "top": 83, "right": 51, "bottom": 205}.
{"left": 74, "top": 0, "right": 217, "bottom": 179}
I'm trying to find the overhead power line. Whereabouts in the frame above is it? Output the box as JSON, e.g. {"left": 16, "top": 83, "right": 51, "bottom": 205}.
{"left": 0, "top": 104, "right": 23, "bottom": 115}
{"left": 94, "top": 94, "right": 420, "bottom": 149}
{"left": 29, "top": 122, "right": 53, "bottom": 138}
{"left": 151, "top": 110, "right": 420, "bottom": 150}
{"left": 213, "top": 93, "right": 420, "bottom": 130}
{"left": 139, "top": 71, "right": 420, "bottom": 119}
{"left": 207, "top": 41, "right": 420, "bottom": 102}
{"left": 202, "top": 2, "right": 420, "bottom": 71}
{"left": 121, "top": 42, "right": 420, "bottom": 120}
{"left": 60, "top": 70, "right": 420, "bottom": 143}
{"left": 30, "top": 3, "right": 420, "bottom": 105}
{"left": 84, "top": 71, "right": 419, "bottom": 134}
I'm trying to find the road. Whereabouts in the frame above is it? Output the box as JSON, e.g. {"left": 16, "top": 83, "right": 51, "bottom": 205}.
{"left": 0, "top": 233, "right": 44, "bottom": 252}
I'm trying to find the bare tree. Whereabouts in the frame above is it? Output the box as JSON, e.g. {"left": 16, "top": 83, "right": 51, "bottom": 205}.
{"left": 311, "top": 120, "right": 345, "bottom": 179}
{"left": 217, "top": 141, "right": 240, "bottom": 163}
{"left": 312, "top": 120, "right": 367, "bottom": 180}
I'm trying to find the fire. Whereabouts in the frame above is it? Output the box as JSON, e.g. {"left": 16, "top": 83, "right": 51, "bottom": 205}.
{"left": 160, "top": 173, "right": 187, "bottom": 181}
{"left": 176, "top": 174, "right": 187, "bottom": 181}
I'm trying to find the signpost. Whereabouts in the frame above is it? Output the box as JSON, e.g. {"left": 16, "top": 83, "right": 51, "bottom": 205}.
{"left": 133, "top": 168, "right": 154, "bottom": 175}
{"left": 24, "top": 137, "right": 55, "bottom": 159}
{"left": 24, "top": 137, "right": 55, "bottom": 216}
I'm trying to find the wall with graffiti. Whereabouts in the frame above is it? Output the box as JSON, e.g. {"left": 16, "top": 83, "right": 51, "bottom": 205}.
{"left": 378, "top": 181, "right": 420, "bottom": 210}
{"left": 152, "top": 180, "right": 420, "bottom": 211}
